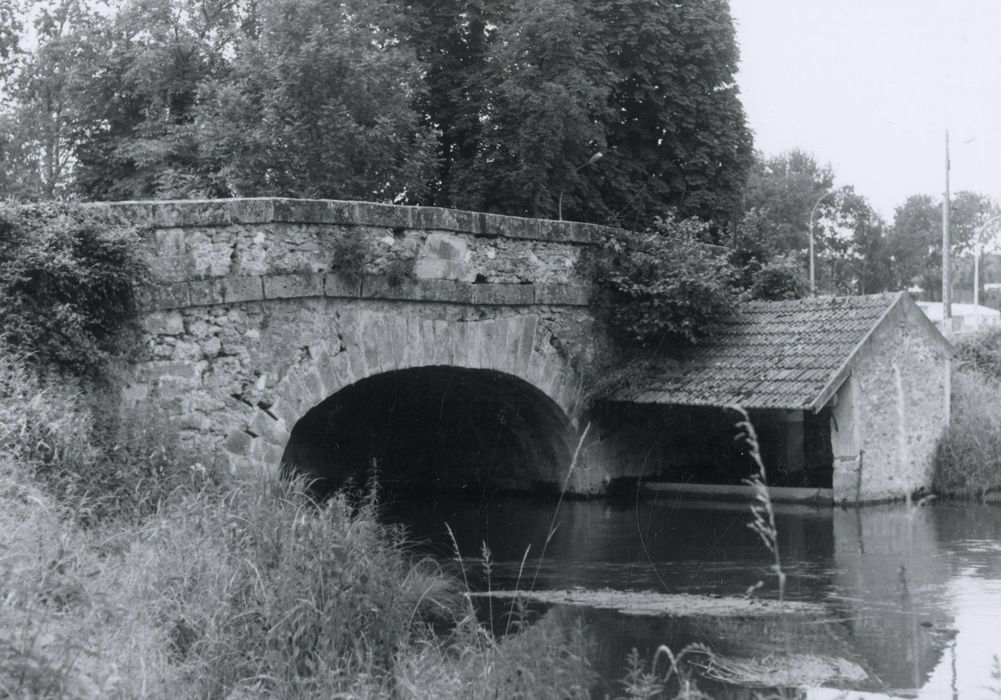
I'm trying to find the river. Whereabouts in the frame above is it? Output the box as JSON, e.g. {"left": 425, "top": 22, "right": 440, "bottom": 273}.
{"left": 384, "top": 492, "right": 1001, "bottom": 698}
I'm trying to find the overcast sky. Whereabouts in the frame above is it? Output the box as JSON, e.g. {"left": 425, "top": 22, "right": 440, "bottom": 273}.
{"left": 728, "top": 0, "right": 1001, "bottom": 220}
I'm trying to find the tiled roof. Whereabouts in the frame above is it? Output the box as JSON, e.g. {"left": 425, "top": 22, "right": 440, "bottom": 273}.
{"left": 621, "top": 292, "right": 928, "bottom": 411}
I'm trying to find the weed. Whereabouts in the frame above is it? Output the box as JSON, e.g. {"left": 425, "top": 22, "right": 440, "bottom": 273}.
{"left": 328, "top": 232, "right": 372, "bottom": 283}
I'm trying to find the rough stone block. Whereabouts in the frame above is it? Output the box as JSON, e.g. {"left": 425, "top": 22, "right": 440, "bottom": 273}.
{"left": 154, "top": 255, "right": 195, "bottom": 283}
{"left": 149, "top": 282, "right": 191, "bottom": 309}
{"left": 263, "top": 273, "right": 324, "bottom": 299}
{"left": 361, "top": 276, "right": 420, "bottom": 300}
{"left": 299, "top": 366, "right": 327, "bottom": 407}
{"left": 324, "top": 272, "right": 361, "bottom": 298}
{"left": 477, "top": 319, "right": 501, "bottom": 370}
{"left": 432, "top": 320, "right": 451, "bottom": 365}
{"left": 421, "top": 319, "right": 438, "bottom": 368}
{"left": 471, "top": 284, "right": 535, "bottom": 306}
{"left": 228, "top": 198, "right": 275, "bottom": 224}
{"left": 412, "top": 206, "right": 481, "bottom": 234}
{"left": 93, "top": 202, "right": 155, "bottom": 229}
{"left": 154, "top": 228, "right": 186, "bottom": 256}
{"left": 225, "top": 429, "right": 254, "bottom": 457}
{"left": 189, "top": 279, "right": 225, "bottom": 306}
{"left": 516, "top": 315, "right": 539, "bottom": 372}
{"left": 353, "top": 202, "right": 413, "bottom": 229}
{"left": 418, "top": 279, "right": 472, "bottom": 304}
{"left": 535, "top": 284, "right": 589, "bottom": 306}
{"left": 249, "top": 410, "right": 289, "bottom": 446}
{"left": 415, "top": 232, "right": 474, "bottom": 281}
{"left": 273, "top": 199, "right": 351, "bottom": 224}
{"left": 143, "top": 310, "right": 184, "bottom": 335}
{"left": 221, "top": 276, "right": 264, "bottom": 303}
{"left": 401, "top": 315, "right": 424, "bottom": 369}
{"left": 153, "top": 200, "right": 232, "bottom": 228}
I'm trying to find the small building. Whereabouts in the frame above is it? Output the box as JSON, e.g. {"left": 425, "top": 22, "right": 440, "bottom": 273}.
{"left": 598, "top": 292, "right": 953, "bottom": 504}
{"left": 917, "top": 301, "right": 1001, "bottom": 335}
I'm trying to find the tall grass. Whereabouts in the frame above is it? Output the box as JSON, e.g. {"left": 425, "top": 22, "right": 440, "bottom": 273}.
{"left": 934, "top": 369, "right": 1001, "bottom": 499}
{"left": 0, "top": 352, "right": 595, "bottom": 698}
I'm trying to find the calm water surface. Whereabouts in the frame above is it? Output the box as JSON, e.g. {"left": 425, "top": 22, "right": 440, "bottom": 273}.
{"left": 384, "top": 493, "right": 1001, "bottom": 698}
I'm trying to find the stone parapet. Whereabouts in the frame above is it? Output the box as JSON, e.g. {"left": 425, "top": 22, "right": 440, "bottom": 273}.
{"left": 83, "top": 197, "right": 616, "bottom": 244}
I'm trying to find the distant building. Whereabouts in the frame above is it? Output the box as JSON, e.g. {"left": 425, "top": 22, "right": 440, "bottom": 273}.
{"left": 917, "top": 301, "right": 1001, "bottom": 334}
{"left": 596, "top": 293, "right": 953, "bottom": 503}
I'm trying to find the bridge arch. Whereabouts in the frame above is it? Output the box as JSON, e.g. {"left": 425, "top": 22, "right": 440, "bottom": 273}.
{"left": 223, "top": 312, "right": 590, "bottom": 493}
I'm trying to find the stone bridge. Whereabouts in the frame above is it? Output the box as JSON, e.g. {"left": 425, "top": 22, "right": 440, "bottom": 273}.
{"left": 93, "top": 198, "right": 627, "bottom": 495}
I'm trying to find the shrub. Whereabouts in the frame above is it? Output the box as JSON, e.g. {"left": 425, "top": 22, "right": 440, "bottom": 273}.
{"left": 748, "top": 256, "right": 809, "bottom": 301}
{"left": 591, "top": 214, "right": 739, "bottom": 348}
{"left": 934, "top": 369, "right": 1001, "bottom": 499}
{"left": 0, "top": 203, "right": 148, "bottom": 378}
{"left": 952, "top": 327, "right": 1001, "bottom": 381}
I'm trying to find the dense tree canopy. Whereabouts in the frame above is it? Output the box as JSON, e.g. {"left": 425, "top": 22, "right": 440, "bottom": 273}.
{"left": 0, "top": 0, "right": 753, "bottom": 232}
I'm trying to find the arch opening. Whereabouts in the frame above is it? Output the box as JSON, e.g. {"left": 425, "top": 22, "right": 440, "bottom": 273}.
{"left": 281, "top": 367, "right": 575, "bottom": 498}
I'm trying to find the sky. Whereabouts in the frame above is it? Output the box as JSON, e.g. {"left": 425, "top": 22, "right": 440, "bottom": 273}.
{"left": 728, "top": 0, "right": 1001, "bottom": 221}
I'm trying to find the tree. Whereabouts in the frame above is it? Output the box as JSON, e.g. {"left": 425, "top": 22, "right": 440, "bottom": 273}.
{"left": 394, "top": 0, "right": 499, "bottom": 207}
{"left": 195, "top": 0, "right": 436, "bottom": 201}
{"left": 448, "top": 0, "right": 610, "bottom": 218}
{"left": 71, "top": 0, "right": 245, "bottom": 200}
{"left": 740, "top": 149, "right": 835, "bottom": 255}
{"left": 595, "top": 0, "right": 752, "bottom": 233}
{"left": 0, "top": 0, "right": 101, "bottom": 199}
{"left": 887, "top": 191, "right": 999, "bottom": 299}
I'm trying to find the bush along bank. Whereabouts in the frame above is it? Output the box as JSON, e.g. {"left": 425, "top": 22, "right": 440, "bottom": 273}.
{"left": 934, "top": 329, "right": 1001, "bottom": 500}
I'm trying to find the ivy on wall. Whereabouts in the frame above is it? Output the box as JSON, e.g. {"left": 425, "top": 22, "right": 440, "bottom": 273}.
{"left": 0, "top": 204, "right": 148, "bottom": 377}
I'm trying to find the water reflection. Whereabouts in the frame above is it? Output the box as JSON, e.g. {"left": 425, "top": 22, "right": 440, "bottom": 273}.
{"left": 384, "top": 493, "right": 1001, "bottom": 698}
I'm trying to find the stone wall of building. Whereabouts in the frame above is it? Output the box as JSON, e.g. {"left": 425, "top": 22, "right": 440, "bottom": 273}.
{"left": 831, "top": 299, "right": 951, "bottom": 502}
{"left": 91, "top": 198, "right": 619, "bottom": 493}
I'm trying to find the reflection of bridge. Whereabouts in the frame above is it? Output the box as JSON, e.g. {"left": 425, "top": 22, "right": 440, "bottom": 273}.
{"left": 103, "top": 198, "right": 619, "bottom": 494}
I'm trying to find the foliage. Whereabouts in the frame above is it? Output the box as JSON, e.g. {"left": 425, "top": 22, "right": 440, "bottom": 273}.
{"left": 592, "top": 214, "right": 739, "bottom": 348}
{"left": 0, "top": 353, "right": 206, "bottom": 525}
{"left": 195, "top": 0, "right": 437, "bottom": 201}
{"left": 595, "top": 0, "right": 752, "bottom": 232}
{"left": 0, "top": 202, "right": 147, "bottom": 377}
{"left": 328, "top": 232, "right": 372, "bottom": 284}
{"left": 953, "top": 327, "right": 1001, "bottom": 381}
{"left": 748, "top": 255, "right": 809, "bottom": 301}
{"left": 2, "top": 0, "right": 750, "bottom": 231}
{"left": 448, "top": 0, "right": 610, "bottom": 219}
{"left": 887, "top": 191, "right": 999, "bottom": 298}
{"left": 0, "top": 452, "right": 595, "bottom": 697}
{"left": 741, "top": 149, "right": 834, "bottom": 254}
{"left": 934, "top": 368, "right": 1001, "bottom": 499}
{"left": 738, "top": 150, "right": 893, "bottom": 295}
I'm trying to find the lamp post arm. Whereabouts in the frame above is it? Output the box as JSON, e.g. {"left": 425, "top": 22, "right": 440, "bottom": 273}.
{"left": 808, "top": 190, "right": 834, "bottom": 295}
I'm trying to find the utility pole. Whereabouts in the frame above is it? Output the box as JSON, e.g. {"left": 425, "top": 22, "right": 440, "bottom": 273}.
{"left": 943, "top": 130, "right": 951, "bottom": 321}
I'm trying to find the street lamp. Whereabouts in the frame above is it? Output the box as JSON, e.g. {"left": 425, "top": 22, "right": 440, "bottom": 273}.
{"left": 558, "top": 151, "right": 603, "bottom": 221}
{"left": 808, "top": 190, "right": 834, "bottom": 295}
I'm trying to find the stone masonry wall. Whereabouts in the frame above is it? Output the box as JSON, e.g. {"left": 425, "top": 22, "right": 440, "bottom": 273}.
{"left": 831, "top": 299, "right": 950, "bottom": 502}
{"left": 89, "top": 198, "right": 618, "bottom": 492}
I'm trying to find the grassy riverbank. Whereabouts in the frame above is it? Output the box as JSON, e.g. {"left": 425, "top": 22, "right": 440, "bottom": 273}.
{"left": 934, "top": 329, "right": 1001, "bottom": 500}
{"left": 0, "top": 355, "right": 595, "bottom": 699}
